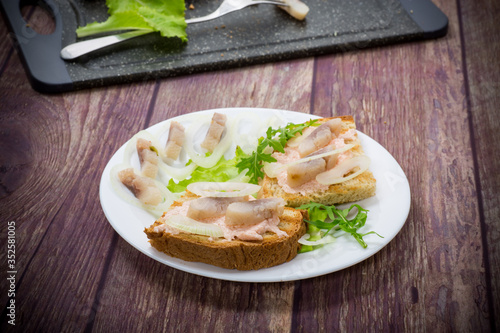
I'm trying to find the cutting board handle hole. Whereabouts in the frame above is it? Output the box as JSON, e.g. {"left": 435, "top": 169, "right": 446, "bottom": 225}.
{"left": 20, "top": 1, "right": 55, "bottom": 35}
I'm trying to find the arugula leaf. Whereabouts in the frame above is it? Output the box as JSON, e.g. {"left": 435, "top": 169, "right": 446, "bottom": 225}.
{"left": 76, "top": 0, "right": 187, "bottom": 41}
{"left": 167, "top": 147, "right": 249, "bottom": 193}
{"left": 236, "top": 119, "right": 319, "bottom": 184}
{"left": 297, "top": 202, "right": 383, "bottom": 252}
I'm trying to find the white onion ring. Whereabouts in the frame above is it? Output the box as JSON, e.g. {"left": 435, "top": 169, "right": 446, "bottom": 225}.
{"left": 164, "top": 215, "right": 224, "bottom": 238}
{"left": 187, "top": 182, "right": 261, "bottom": 197}
{"left": 264, "top": 144, "right": 355, "bottom": 178}
{"left": 316, "top": 155, "right": 371, "bottom": 185}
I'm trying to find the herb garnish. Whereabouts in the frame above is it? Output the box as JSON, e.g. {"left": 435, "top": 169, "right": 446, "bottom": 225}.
{"left": 236, "top": 119, "right": 319, "bottom": 184}
{"left": 297, "top": 202, "right": 383, "bottom": 253}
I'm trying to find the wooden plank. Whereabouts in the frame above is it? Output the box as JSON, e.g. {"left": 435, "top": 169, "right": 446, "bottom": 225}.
{"left": 460, "top": 0, "right": 500, "bottom": 329}
{"left": 293, "top": 0, "right": 491, "bottom": 331}
{"left": 87, "top": 59, "right": 315, "bottom": 332}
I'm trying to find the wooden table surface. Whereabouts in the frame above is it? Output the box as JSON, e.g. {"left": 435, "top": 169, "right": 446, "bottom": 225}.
{"left": 1, "top": 0, "right": 499, "bottom": 331}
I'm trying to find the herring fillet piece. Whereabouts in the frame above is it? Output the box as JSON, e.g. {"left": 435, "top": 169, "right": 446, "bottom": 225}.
{"left": 187, "top": 196, "right": 247, "bottom": 220}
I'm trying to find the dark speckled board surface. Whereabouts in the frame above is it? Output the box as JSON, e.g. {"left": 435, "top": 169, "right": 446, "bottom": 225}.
{"left": 0, "top": 0, "right": 448, "bottom": 93}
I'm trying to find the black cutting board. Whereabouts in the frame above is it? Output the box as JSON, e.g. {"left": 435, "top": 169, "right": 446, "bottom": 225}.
{"left": 0, "top": 0, "right": 447, "bottom": 93}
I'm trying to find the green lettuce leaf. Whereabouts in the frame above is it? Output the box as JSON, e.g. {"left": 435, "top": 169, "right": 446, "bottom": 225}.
{"left": 139, "top": 6, "right": 187, "bottom": 39}
{"left": 76, "top": 0, "right": 187, "bottom": 41}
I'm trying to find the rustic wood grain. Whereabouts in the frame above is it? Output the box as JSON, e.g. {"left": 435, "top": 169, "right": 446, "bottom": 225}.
{"left": 152, "top": 58, "right": 315, "bottom": 116}
{"left": 460, "top": 0, "right": 500, "bottom": 329}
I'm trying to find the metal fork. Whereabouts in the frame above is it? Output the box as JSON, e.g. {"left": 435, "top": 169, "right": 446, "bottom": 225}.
{"left": 60, "top": 0, "right": 287, "bottom": 60}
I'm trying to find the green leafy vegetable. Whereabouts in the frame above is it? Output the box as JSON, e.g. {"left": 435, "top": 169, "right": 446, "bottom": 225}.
{"left": 236, "top": 119, "right": 319, "bottom": 184}
{"left": 76, "top": 0, "right": 187, "bottom": 41}
{"left": 167, "top": 147, "right": 249, "bottom": 193}
{"left": 297, "top": 202, "right": 383, "bottom": 253}
{"left": 149, "top": 146, "right": 159, "bottom": 155}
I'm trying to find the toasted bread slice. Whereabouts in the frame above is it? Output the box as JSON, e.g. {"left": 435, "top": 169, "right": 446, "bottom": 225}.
{"left": 144, "top": 193, "right": 307, "bottom": 270}
{"left": 260, "top": 116, "right": 376, "bottom": 207}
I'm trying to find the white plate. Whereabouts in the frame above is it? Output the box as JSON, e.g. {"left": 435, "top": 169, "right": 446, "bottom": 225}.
{"left": 99, "top": 108, "right": 411, "bottom": 282}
